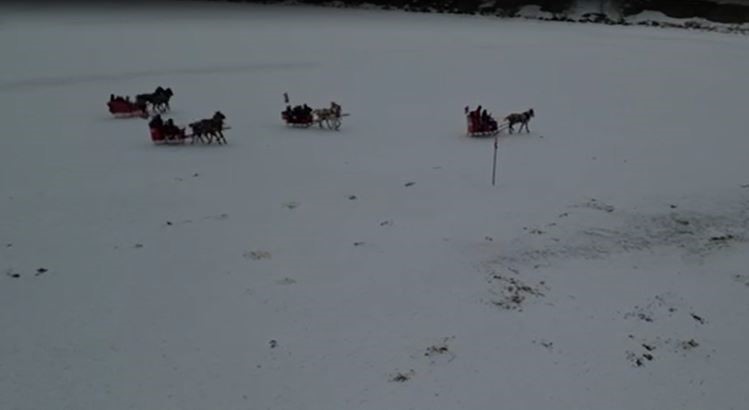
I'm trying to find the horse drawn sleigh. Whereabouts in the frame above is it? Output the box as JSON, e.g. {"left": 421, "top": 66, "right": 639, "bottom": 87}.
{"left": 148, "top": 111, "right": 231, "bottom": 145}
{"left": 465, "top": 105, "right": 535, "bottom": 137}
{"left": 107, "top": 86, "right": 174, "bottom": 119}
{"left": 281, "top": 93, "right": 350, "bottom": 131}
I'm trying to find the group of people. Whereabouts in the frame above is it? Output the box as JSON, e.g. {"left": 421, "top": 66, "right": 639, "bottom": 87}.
{"left": 109, "top": 94, "right": 147, "bottom": 111}
{"left": 283, "top": 104, "right": 314, "bottom": 123}
{"left": 148, "top": 114, "right": 183, "bottom": 139}
{"left": 467, "top": 105, "right": 498, "bottom": 133}
{"left": 110, "top": 94, "right": 130, "bottom": 102}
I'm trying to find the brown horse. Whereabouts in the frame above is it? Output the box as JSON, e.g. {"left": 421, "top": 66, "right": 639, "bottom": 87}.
{"left": 189, "top": 111, "right": 227, "bottom": 144}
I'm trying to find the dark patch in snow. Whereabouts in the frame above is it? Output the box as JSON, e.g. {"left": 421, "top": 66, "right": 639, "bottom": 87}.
{"left": 380, "top": 219, "right": 393, "bottom": 227}
{"left": 733, "top": 274, "right": 749, "bottom": 287}
{"left": 389, "top": 369, "right": 415, "bottom": 383}
{"left": 283, "top": 201, "right": 300, "bottom": 210}
{"left": 404, "top": 181, "right": 415, "bottom": 187}
{"left": 275, "top": 277, "right": 296, "bottom": 285}
{"left": 348, "top": 195, "right": 357, "bottom": 200}
{"left": 681, "top": 339, "right": 699, "bottom": 350}
{"left": 626, "top": 312, "right": 707, "bottom": 368}
{"left": 269, "top": 340, "right": 278, "bottom": 349}
{"left": 624, "top": 293, "right": 682, "bottom": 323}
{"left": 533, "top": 339, "right": 554, "bottom": 351}
{"left": 571, "top": 198, "right": 615, "bottom": 213}
{"left": 424, "top": 336, "right": 456, "bottom": 364}
{"left": 492, "top": 196, "right": 749, "bottom": 271}
{"left": 134, "top": 243, "right": 144, "bottom": 249}
{"left": 244, "top": 250, "right": 272, "bottom": 260}
{"left": 486, "top": 271, "right": 548, "bottom": 312}
{"left": 709, "top": 234, "right": 734, "bottom": 242}
{"left": 353, "top": 241, "right": 365, "bottom": 247}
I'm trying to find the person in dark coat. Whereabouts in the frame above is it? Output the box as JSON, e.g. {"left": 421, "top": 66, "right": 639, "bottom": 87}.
{"left": 163, "top": 119, "right": 181, "bottom": 139}
{"left": 149, "top": 114, "right": 164, "bottom": 130}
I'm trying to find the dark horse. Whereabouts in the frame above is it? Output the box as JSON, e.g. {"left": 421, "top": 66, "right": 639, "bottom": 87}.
{"left": 189, "top": 111, "right": 228, "bottom": 144}
{"left": 136, "top": 86, "right": 174, "bottom": 114}
{"left": 504, "top": 108, "right": 535, "bottom": 134}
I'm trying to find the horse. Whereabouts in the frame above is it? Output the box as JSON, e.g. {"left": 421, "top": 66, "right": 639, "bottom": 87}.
{"left": 312, "top": 102, "right": 342, "bottom": 130}
{"left": 189, "top": 111, "right": 227, "bottom": 144}
{"left": 136, "top": 87, "right": 174, "bottom": 114}
{"left": 149, "top": 88, "right": 173, "bottom": 113}
{"left": 504, "top": 108, "right": 534, "bottom": 134}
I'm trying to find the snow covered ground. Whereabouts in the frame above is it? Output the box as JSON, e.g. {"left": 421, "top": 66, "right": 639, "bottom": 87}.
{"left": 2, "top": 2, "right": 749, "bottom": 409}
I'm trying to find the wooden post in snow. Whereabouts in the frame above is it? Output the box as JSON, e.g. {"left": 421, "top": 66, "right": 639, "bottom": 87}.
{"left": 492, "top": 132, "right": 498, "bottom": 186}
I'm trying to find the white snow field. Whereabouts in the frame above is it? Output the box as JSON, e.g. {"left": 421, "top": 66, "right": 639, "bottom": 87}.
{"left": 2, "top": 2, "right": 749, "bottom": 409}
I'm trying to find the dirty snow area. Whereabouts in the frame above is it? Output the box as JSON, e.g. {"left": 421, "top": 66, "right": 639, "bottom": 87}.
{"left": 1, "top": 2, "right": 749, "bottom": 410}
